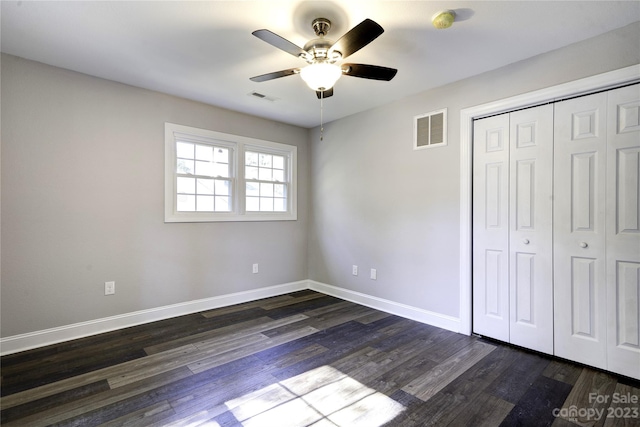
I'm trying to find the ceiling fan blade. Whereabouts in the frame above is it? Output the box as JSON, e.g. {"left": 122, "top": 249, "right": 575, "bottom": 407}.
{"left": 329, "top": 19, "right": 384, "bottom": 59}
{"left": 250, "top": 68, "right": 299, "bottom": 82}
{"left": 252, "top": 29, "right": 308, "bottom": 59}
{"left": 316, "top": 88, "right": 334, "bottom": 99}
{"left": 342, "top": 63, "right": 397, "bottom": 81}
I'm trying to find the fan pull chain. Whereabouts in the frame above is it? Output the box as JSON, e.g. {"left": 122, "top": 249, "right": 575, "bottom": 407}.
{"left": 320, "top": 90, "right": 324, "bottom": 141}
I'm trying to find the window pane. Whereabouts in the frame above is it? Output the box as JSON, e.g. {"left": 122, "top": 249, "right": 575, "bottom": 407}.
{"left": 215, "top": 179, "right": 230, "bottom": 196}
{"left": 195, "top": 144, "right": 213, "bottom": 161}
{"left": 246, "top": 166, "right": 258, "bottom": 180}
{"left": 214, "top": 163, "right": 229, "bottom": 178}
{"left": 274, "top": 184, "right": 285, "bottom": 197}
{"left": 215, "top": 196, "right": 230, "bottom": 212}
{"left": 274, "top": 198, "right": 286, "bottom": 212}
{"left": 260, "top": 183, "right": 274, "bottom": 197}
{"left": 273, "top": 155, "right": 284, "bottom": 170}
{"left": 177, "top": 159, "right": 194, "bottom": 175}
{"left": 259, "top": 168, "right": 272, "bottom": 181}
{"left": 246, "top": 182, "right": 259, "bottom": 196}
{"left": 176, "top": 142, "right": 194, "bottom": 159}
{"left": 196, "top": 195, "right": 214, "bottom": 211}
{"left": 195, "top": 160, "right": 213, "bottom": 177}
{"left": 246, "top": 196, "right": 259, "bottom": 211}
{"left": 246, "top": 151, "right": 258, "bottom": 166}
{"left": 259, "top": 153, "right": 272, "bottom": 168}
{"left": 261, "top": 198, "right": 274, "bottom": 211}
{"left": 177, "top": 177, "right": 195, "bottom": 194}
{"left": 197, "top": 178, "right": 214, "bottom": 195}
{"left": 215, "top": 147, "right": 229, "bottom": 163}
{"left": 177, "top": 194, "right": 195, "bottom": 211}
{"left": 273, "top": 170, "right": 284, "bottom": 182}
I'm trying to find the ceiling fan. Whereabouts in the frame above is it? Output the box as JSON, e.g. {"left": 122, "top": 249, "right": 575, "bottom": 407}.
{"left": 250, "top": 18, "right": 397, "bottom": 99}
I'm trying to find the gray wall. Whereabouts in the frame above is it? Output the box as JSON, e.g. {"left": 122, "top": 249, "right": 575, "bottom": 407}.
{"left": 2, "top": 22, "right": 639, "bottom": 339}
{"left": 307, "top": 22, "right": 640, "bottom": 318}
{"left": 1, "top": 55, "right": 310, "bottom": 337}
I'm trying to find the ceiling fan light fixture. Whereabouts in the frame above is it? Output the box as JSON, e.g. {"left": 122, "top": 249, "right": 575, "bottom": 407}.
{"left": 250, "top": 17, "right": 397, "bottom": 101}
{"left": 300, "top": 62, "right": 342, "bottom": 91}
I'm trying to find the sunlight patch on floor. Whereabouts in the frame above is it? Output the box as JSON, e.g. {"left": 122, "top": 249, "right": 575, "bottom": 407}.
{"left": 225, "top": 365, "right": 405, "bottom": 426}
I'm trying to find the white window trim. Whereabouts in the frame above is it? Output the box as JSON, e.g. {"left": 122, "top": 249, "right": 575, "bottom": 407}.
{"left": 165, "top": 123, "right": 297, "bottom": 222}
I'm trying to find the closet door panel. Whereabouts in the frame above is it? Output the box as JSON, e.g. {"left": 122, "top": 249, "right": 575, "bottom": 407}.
{"left": 570, "top": 257, "right": 597, "bottom": 336}
{"left": 473, "top": 114, "right": 510, "bottom": 341}
{"left": 553, "top": 92, "right": 608, "bottom": 369}
{"left": 606, "top": 84, "right": 640, "bottom": 379}
{"left": 509, "top": 104, "right": 554, "bottom": 355}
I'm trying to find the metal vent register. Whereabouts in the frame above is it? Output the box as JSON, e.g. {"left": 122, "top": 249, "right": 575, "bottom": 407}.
{"left": 414, "top": 108, "right": 447, "bottom": 150}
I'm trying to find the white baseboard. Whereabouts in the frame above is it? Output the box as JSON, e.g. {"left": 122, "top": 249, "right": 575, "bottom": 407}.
{"left": 0, "top": 280, "right": 308, "bottom": 356}
{"left": 1, "top": 279, "right": 462, "bottom": 356}
{"left": 308, "top": 281, "right": 461, "bottom": 333}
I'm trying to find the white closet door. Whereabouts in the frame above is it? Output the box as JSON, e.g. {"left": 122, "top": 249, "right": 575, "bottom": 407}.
{"left": 473, "top": 114, "right": 510, "bottom": 342}
{"left": 508, "top": 105, "right": 554, "bottom": 354}
{"left": 606, "top": 84, "right": 640, "bottom": 379}
{"left": 553, "top": 92, "right": 608, "bottom": 369}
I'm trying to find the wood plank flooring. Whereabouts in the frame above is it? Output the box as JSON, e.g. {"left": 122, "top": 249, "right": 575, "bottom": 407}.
{"left": 1, "top": 291, "right": 638, "bottom": 426}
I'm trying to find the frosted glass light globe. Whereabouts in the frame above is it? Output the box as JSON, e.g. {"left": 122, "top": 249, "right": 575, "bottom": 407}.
{"left": 300, "top": 63, "right": 342, "bottom": 91}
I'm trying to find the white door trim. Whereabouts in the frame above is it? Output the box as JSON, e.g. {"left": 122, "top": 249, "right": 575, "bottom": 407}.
{"left": 458, "top": 64, "right": 640, "bottom": 335}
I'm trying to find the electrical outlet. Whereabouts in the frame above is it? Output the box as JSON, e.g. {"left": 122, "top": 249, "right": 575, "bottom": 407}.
{"left": 105, "top": 281, "right": 115, "bottom": 295}
{"left": 370, "top": 269, "right": 377, "bottom": 280}
{"left": 352, "top": 265, "right": 358, "bottom": 276}
{"left": 252, "top": 263, "right": 259, "bottom": 274}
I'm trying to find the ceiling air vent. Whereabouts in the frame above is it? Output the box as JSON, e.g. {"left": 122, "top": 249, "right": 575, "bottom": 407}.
{"left": 248, "top": 92, "right": 277, "bottom": 102}
{"left": 414, "top": 108, "right": 447, "bottom": 150}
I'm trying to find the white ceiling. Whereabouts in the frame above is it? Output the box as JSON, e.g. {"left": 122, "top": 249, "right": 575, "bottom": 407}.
{"left": 2, "top": 1, "right": 639, "bottom": 128}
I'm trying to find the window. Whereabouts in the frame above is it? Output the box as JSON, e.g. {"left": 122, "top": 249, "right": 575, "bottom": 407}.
{"left": 165, "top": 123, "right": 297, "bottom": 222}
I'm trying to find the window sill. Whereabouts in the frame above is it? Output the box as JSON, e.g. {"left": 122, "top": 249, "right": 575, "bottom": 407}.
{"left": 164, "top": 212, "right": 298, "bottom": 223}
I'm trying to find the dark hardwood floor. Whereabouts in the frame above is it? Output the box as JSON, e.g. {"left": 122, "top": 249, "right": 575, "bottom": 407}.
{"left": 1, "top": 290, "right": 638, "bottom": 426}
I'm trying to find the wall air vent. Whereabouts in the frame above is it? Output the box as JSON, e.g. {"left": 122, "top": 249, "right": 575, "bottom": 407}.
{"left": 248, "top": 92, "right": 278, "bottom": 102}
{"left": 414, "top": 108, "right": 447, "bottom": 150}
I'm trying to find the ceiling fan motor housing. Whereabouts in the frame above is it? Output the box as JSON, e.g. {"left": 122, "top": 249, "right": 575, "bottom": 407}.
{"left": 303, "top": 38, "right": 339, "bottom": 62}
{"left": 312, "top": 18, "right": 331, "bottom": 37}
{"left": 303, "top": 18, "right": 341, "bottom": 63}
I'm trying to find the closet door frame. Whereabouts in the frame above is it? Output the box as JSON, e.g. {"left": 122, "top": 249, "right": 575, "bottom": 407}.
{"left": 459, "top": 65, "right": 640, "bottom": 336}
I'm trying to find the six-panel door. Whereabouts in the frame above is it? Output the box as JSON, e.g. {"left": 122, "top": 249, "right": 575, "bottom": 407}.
{"left": 473, "top": 104, "right": 554, "bottom": 355}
